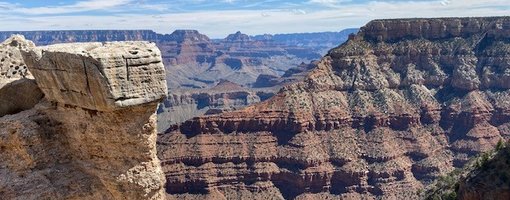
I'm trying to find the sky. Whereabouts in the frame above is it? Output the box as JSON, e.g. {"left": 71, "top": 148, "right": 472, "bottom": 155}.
{"left": 0, "top": 0, "right": 509, "bottom": 38}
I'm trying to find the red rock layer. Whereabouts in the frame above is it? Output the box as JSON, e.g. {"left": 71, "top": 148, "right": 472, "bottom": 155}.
{"left": 158, "top": 17, "right": 510, "bottom": 199}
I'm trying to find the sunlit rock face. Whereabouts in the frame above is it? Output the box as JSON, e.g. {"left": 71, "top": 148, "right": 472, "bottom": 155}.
{"left": 158, "top": 17, "right": 510, "bottom": 199}
{"left": 1, "top": 41, "right": 167, "bottom": 200}
{"left": 0, "top": 35, "right": 43, "bottom": 117}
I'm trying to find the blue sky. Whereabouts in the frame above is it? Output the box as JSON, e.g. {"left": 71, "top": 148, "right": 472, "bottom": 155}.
{"left": 0, "top": 0, "right": 509, "bottom": 38}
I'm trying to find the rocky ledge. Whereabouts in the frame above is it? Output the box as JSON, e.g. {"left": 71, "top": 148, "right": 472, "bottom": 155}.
{"left": 159, "top": 17, "right": 510, "bottom": 199}
{"left": 0, "top": 39, "right": 167, "bottom": 199}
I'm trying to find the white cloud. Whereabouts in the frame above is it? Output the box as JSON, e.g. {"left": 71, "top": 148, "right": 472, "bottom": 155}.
{"left": 440, "top": 0, "right": 452, "bottom": 6}
{"left": 292, "top": 9, "right": 307, "bottom": 15}
{"left": 0, "top": 0, "right": 509, "bottom": 38}
{"left": 5, "top": 0, "right": 134, "bottom": 15}
{"left": 308, "top": 0, "right": 350, "bottom": 8}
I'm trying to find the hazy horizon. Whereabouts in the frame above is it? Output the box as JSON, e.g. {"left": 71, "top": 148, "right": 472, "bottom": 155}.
{"left": 0, "top": 0, "right": 509, "bottom": 38}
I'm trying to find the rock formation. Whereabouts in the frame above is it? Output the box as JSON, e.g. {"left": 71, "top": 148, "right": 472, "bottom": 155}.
{"left": 159, "top": 29, "right": 308, "bottom": 88}
{"left": 0, "top": 29, "right": 357, "bottom": 139}
{"left": 158, "top": 17, "right": 510, "bottom": 199}
{"left": 156, "top": 29, "right": 354, "bottom": 130}
{"left": 0, "top": 29, "right": 357, "bottom": 89}
{"left": 157, "top": 80, "right": 276, "bottom": 132}
{"left": 0, "top": 41, "right": 167, "bottom": 199}
{"left": 0, "top": 35, "right": 43, "bottom": 117}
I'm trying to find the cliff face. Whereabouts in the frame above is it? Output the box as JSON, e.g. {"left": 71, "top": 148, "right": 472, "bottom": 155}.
{"left": 0, "top": 40, "right": 167, "bottom": 199}
{"left": 160, "top": 30, "right": 318, "bottom": 89}
{"left": 157, "top": 80, "right": 276, "bottom": 132}
{"left": 157, "top": 29, "right": 347, "bottom": 130}
{"left": 158, "top": 17, "right": 510, "bottom": 199}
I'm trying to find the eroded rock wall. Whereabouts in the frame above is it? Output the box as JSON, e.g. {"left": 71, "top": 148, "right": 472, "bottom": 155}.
{"left": 0, "top": 41, "right": 167, "bottom": 199}
{"left": 158, "top": 17, "right": 510, "bottom": 199}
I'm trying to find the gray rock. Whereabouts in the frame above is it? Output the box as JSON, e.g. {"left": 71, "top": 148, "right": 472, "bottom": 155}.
{"left": 22, "top": 41, "right": 167, "bottom": 111}
{"left": 0, "top": 35, "right": 43, "bottom": 117}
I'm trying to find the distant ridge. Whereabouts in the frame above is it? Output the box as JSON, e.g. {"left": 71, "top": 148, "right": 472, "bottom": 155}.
{"left": 0, "top": 29, "right": 359, "bottom": 45}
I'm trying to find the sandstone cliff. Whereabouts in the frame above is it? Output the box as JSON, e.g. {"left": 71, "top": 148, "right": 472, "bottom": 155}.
{"left": 158, "top": 17, "right": 510, "bottom": 199}
{"left": 0, "top": 40, "right": 167, "bottom": 199}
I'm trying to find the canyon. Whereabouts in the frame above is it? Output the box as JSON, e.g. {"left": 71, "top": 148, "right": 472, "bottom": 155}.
{"left": 1, "top": 16, "right": 509, "bottom": 200}
{"left": 158, "top": 17, "right": 510, "bottom": 199}
{"left": 0, "top": 29, "right": 356, "bottom": 88}
{"left": 0, "top": 29, "right": 357, "bottom": 131}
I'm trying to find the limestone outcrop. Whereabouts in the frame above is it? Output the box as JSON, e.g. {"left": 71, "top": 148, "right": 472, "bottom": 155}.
{"left": 158, "top": 17, "right": 510, "bottom": 199}
{"left": 0, "top": 35, "right": 43, "bottom": 117}
{"left": 0, "top": 41, "right": 167, "bottom": 199}
{"left": 22, "top": 42, "right": 167, "bottom": 111}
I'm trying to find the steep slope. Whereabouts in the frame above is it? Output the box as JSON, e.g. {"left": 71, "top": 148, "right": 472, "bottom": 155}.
{"left": 424, "top": 141, "right": 510, "bottom": 200}
{"left": 157, "top": 30, "right": 216, "bottom": 88}
{"left": 158, "top": 17, "right": 510, "bottom": 199}
{"left": 457, "top": 143, "right": 510, "bottom": 200}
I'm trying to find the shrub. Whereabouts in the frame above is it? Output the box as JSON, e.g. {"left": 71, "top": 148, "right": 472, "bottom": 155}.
{"left": 444, "top": 191, "right": 457, "bottom": 200}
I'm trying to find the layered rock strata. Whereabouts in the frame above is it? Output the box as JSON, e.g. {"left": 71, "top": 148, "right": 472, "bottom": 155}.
{"left": 0, "top": 41, "right": 167, "bottom": 199}
{"left": 159, "top": 17, "right": 510, "bottom": 199}
{"left": 0, "top": 29, "right": 357, "bottom": 89}
{"left": 157, "top": 80, "right": 276, "bottom": 132}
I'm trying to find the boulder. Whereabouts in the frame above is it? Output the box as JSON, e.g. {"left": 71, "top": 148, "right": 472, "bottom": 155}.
{"left": 22, "top": 41, "right": 167, "bottom": 111}
{"left": 0, "top": 35, "right": 43, "bottom": 117}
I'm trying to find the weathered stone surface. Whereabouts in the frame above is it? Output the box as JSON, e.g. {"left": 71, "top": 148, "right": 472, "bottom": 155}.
{"left": 159, "top": 17, "right": 510, "bottom": 199}
{"left": 0, "top": 102, "right": 166, "bottom": 200}
{"left": 0, "top": 35, "right": 43, "bottom": 117}
{"left": 22, "top": 41, "right": 167, "bottom": 111}
{"left": 1, "top": 41, "right": 167, "bottom": 199}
